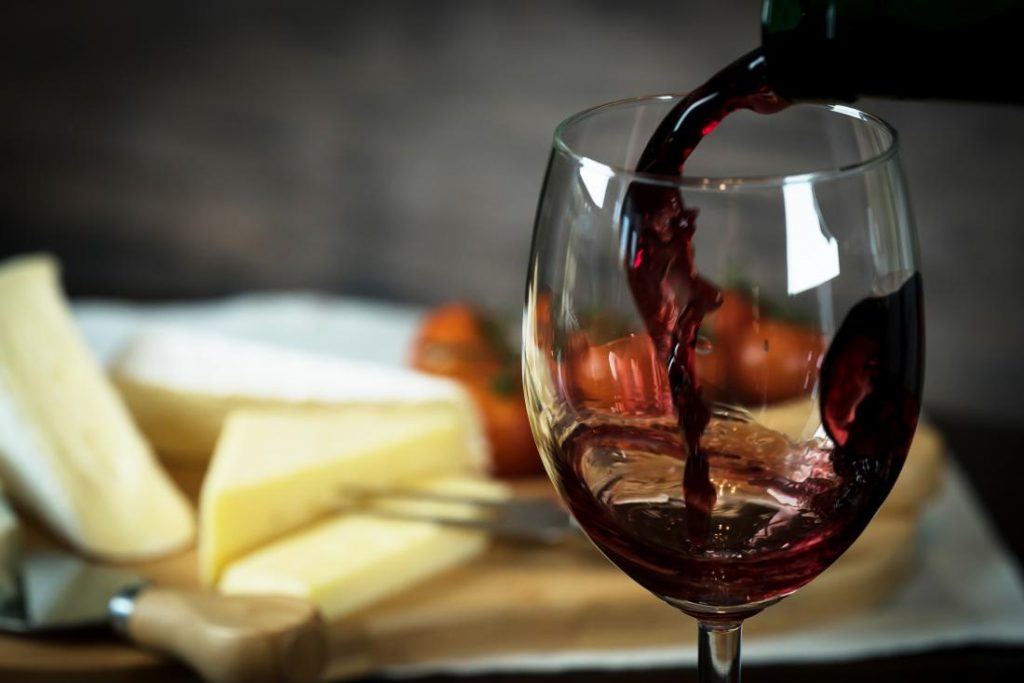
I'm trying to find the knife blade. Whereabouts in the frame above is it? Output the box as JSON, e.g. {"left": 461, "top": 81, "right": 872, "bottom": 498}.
{"left": 0, "top": 550, "right": 326, "bottom": 683}
{"left": 0, "top": 550, "right": 143, "bottom": 632}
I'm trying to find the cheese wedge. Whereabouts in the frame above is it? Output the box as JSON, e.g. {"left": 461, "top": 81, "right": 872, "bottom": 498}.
{"left": 0, "top": 255, "right": 194, "bottom": 560}
{"left": 112, "top": 327, "right": 487, "bottom": 466}
{"left": 200, "top": 406, "right": 482, "bottom": 585}
{"left": 219, "top": 476, "right": 505, "bottom": 619}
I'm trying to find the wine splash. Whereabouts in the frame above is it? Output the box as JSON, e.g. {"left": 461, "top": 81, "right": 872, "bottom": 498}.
{"left": 556, "top": 275, "right": 922, "bottom": 614}
{"left": 622, "top": 49, "right": 787, "bottom": 545}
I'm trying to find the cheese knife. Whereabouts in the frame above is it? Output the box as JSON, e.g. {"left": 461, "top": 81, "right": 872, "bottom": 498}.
{"left": 0, "top": 551, "right": 325, "bottom": 683}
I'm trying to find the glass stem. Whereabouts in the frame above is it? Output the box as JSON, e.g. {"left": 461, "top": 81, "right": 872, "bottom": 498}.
{"left": 697, "top": 621, "right": 741, "bottom": 683}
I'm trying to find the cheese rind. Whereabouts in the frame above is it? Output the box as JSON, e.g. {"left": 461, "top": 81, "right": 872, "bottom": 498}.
{"left": 0, "top": 255, "right": 194, "bottom": 560}
{"left": 199, "top": 407, "right": 482, "bottom": 585}
{"left": 218, "top": 476, "right": 505, "bottom": 619}
{"left": 112, "top": 328, "right": 487, "bottom": 466}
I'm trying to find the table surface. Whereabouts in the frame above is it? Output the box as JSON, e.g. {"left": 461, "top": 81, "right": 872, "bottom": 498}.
{"left": 9, "top": 411, "right": 1024, "bottom": 683}
{"left": 365, "top": 411, "right": 1024, "bottom": 683}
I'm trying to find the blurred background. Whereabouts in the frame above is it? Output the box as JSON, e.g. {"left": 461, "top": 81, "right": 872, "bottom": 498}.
{"left": 2, "top": 0, "right": 1023, "bottom": 422}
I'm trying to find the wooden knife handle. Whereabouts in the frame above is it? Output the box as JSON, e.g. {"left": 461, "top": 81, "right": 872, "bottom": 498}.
{"left": 113, "top": 586, "right": 326, "bottom": 683}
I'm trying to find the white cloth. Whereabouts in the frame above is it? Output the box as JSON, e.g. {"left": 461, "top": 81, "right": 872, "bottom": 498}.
{"left": 74, "top": 293, "right": 1024, "bottom": 672}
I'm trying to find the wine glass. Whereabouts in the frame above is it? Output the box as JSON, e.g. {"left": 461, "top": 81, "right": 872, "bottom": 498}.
{"left": 522, "top": 96, "right": 923, "bottom": 681}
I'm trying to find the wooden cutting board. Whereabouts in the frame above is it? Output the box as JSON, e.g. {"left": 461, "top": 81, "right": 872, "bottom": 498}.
{"left": 0, "top": 425, "right": 944, "bottom": 682}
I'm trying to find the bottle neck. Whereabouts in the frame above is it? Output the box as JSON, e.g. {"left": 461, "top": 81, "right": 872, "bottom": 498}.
{"left": 761, "top": 0, "right": 1024, "bottom": 103}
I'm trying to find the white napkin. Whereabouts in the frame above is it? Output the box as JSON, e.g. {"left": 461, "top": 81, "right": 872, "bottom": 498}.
{"left": 381, "top": 466, "right": 1023, "bottom": 676}
{"left": 75, "top": 293, "right": 1024, "bottom": 671}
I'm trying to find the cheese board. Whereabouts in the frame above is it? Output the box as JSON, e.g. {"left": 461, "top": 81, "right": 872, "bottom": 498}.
{"left": 0, "top": 425, "right": 942, "bottom": 682}
{"left": 0, "top": 255, "right": 947, "bottom": 680}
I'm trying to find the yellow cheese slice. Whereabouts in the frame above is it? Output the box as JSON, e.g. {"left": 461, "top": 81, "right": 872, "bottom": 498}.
{"left": 111, "top": 328, "right": 487, "bottom": 467}
{"left": 218, "top": 476, "right": 506, "bottom": 620}
{"left": 199, "top": 406, "right": 481, "bottom": 585}
{"left": 0, "top": 255, "right": 194, "bottom": 560}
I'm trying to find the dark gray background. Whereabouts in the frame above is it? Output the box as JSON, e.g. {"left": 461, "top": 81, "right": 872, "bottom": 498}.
{"left": 2, "top": 1, "right": 1022, "bottom": 421}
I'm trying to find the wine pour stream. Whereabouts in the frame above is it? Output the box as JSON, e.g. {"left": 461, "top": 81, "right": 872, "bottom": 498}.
{"left": 621, "top": 48, "right": 923, "bottom": 548}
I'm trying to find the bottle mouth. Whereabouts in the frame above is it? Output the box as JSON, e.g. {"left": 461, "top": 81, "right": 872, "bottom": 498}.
{"left": 553, "top": 95, "right": 899, "bottom": 191}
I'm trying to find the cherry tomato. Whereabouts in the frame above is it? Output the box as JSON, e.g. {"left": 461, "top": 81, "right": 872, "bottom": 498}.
{"left": 705, "top": 290, "right": 755, "bottom": 345}
{"left": 410, "top": 303, "right": 502, "bottom": 378}
{"left": 411, "top": 303, "right": 544, "bottom": 478}
{"left": 563, "top": 332, "right": 671, "bottom": 413}
{"left": 467, "top": 381, "right": 542, "bottom": 477}
{"left": 731, "top": 319, "right": 825, "bottom": 406}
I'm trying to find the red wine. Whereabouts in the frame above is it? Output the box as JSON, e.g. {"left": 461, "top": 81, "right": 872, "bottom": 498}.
{"left": 819, "top": 273, "right": 924, "bottom": 514}
{"left": 622, "top": 49, "right": 787, "bottom": 547}
{"left": 551, "top": 275, "right": 922, "bottom": 617}
{"left": 553, "top": 49, "right": 924, "bottom": 618}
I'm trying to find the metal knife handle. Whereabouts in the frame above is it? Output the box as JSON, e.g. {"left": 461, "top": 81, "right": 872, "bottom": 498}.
{"left": 109, "top": 586, "right": 326, "bottom": 683}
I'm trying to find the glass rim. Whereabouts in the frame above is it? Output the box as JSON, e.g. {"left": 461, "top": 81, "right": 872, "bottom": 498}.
{"left": 552, "top": 94, "right": 900, "bottom": 191}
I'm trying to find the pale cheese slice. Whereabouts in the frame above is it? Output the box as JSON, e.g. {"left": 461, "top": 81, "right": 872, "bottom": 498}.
{"left": 219, "top": 476, "right": 506, "bottom": 620}
{"left": 0, "top": 255, "right": 194, "bottom": 560}
{"left": 200, "top": 406, "right": 481, "bottom": 585}
{"left": 112, "top": 327, "right": 487, "bottom": 467}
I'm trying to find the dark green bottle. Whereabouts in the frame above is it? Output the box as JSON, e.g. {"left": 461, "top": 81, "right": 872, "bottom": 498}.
{"left": 761, "top": 0, "right": 1024, "bottom": 102}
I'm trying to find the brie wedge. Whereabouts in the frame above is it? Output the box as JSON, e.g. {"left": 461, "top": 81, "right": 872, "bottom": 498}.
{"left": 0, "top": 255, "right": 194, "bottom": 560}
{"left": 112, "top": 327, "right": 487, "bottom": 466}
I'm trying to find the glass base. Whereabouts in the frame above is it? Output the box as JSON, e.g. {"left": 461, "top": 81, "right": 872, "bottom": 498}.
{"left": 661, "top": 594, "right": 782, "bottom": 624}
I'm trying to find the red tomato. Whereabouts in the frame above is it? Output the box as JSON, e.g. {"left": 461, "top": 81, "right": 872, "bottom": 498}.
{"left": 706, "top": 290, "right": 755, "bottom": 345}
{"left": 467, "top": 381, "right": 542, "bottom": 477}
{"left": 411, "top": 303, "right": 544, "bottom": 478}
{"left": 410, "top": 303, "right": 501, "bottom": 378}
{"left": 696, "top": 290, "right": 755, "bottom": 402}
{"left": 563, "top": 333, "right": 670, "bottom": 412}
{"left": 732, "top": 319, "right": 825, "bottom": 406}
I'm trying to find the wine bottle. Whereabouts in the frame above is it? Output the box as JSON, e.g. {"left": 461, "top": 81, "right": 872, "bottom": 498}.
{"left": 761, "top": 0, "right": 1024, "bottom": 102}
